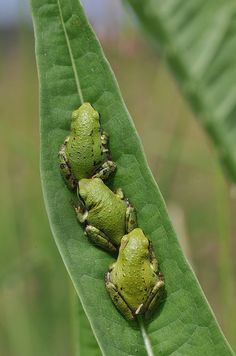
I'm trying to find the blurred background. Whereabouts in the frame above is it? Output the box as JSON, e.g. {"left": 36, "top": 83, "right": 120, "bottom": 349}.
{"left": 0, "top": 0, "right": 235, "bottom": 355}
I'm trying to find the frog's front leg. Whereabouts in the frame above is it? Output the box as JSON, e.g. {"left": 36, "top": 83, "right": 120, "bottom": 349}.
{"left": 85, "top": 225, "right": 117, "bottom": 253}
{"left": 93, "top": 160, "right": 116, "bottom": 180}
{"left": 122, "top": 195, "right": 137, "bottom": 233}
{"left": 143, "top": 275, "right": 165, "bottom": 319}
{"left": 149, "top": 242, "right": 158, "bottom": 272}
{"left": 74, "top": 200, "right": 88, "bottom": 223}
{"left": 115, "top": 188, "right": 124, "bottom": 200}
{"left": 126, "top": 205, "right": 137, "bottom": 232}
{"left": 58, "top": 136, "right": 77, "bottom": 190}
{"left": 100, "top": 129, "right": 109, "bottom": 150}
{"left": 105, "top": 272, "right": 134, "bottom": 321}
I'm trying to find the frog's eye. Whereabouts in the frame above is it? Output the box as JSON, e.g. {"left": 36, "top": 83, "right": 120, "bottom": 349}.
{"left": 71, "top": 110, "right": 79, "bottom": 121}
{"left": 92, "top": 111, "right": 99, "bottom": 121}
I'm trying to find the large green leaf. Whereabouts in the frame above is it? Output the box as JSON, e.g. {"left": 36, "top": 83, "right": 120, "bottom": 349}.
{"left": 125, "top": 0, "right": 236, "bottom": 183}
{"left": 31, "top": 0, "right": 234, "bottom": 354}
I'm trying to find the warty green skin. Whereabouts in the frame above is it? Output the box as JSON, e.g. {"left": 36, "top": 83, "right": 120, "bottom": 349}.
{"left": 105, "top": 228, "right": 165, "bottom": 320}
{"left": 76, "top": 178, "right": 137, "bottom": 253}
{"left": 59, "top": 103, "right": 116, "bottom": 189}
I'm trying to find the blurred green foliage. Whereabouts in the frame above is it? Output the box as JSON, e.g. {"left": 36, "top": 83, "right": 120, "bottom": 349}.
{"left": 0, "top": 27, "right": 235, "bottom": 354}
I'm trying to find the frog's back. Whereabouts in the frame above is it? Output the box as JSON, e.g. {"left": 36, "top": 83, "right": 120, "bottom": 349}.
{"left": 88, "top": 186, "right": 126, "bottom": 246}
{"left": 114, "top": 258, "right": 156, "bottom": 311}
{"left": 66, "top": 105, "right": 106, "bottom": 180}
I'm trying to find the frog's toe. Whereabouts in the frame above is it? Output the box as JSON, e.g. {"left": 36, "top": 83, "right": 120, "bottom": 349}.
{"left": 101, "top": 130, "right": 109, "bottom": 146}
{"left": 115, "top": 188, "right": 124, "bottom": 200}
{"left": 135, "top": 303, "right": 145, "bottom": 316}
{"left": 74, "top": 204, "right": 88, "bottom": 223}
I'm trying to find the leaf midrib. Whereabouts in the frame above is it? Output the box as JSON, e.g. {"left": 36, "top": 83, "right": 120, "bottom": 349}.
{"left": 57, "top": 0, "right": 84, "bottom": 103}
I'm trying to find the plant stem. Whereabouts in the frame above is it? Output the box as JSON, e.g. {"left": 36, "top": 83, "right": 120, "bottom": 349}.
{"left": 137, "top": 316, "right": 154, "bottom": 356}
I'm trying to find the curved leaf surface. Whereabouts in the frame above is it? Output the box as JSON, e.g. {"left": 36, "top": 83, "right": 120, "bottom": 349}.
{"left": 126, "top": 0, "right": 236, "bottom": 183}
{"left": 31, "top": 0, "right": 234, "bottom": 355}
{"left": 71, "top": 290, "right": 101, "bottom": 356}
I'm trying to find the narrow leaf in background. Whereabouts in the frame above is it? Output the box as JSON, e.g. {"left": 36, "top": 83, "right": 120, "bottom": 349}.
{"left": 30, "top": 0, "right": 234, "bottom": 355}
{"left": 126, "top": 0, "right": 236, "bottom": 183}
{"left": 69, "top": 286, "right": 101, "bottom": 356}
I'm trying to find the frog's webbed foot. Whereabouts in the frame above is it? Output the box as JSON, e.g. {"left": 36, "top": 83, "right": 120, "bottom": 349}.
{"left": 85, "top": 225, "right": 117, "bottom": 254}
{"left": 93, "top": 160, "right": 116, "bottom": 180}
{"left": 143, "top": 277, "right": 165, "bottom": 319}
{"left": 58, "top": 136, "right": 77, "bottom": 190}
{"left": 105, "top": 272, "right": 135, "bottom": 321}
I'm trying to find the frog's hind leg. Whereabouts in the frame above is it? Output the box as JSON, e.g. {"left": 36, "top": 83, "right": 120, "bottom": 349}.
{"left": 105, "top": 272, "right": 135, "bottom": 321}
{"left": 144, "top": 278, "right": 165, "bottom": 319}
{"left": 58, "top": 137, "right": 77, "bottom": 190}
{"left": 114, "top": 189, "right": 137, "bottom": 232}
{"left": 85, "top": 225, "right": 117, "bottom": 254}
{"left": 93, "top": 160, "right": 116, "bottom": 180}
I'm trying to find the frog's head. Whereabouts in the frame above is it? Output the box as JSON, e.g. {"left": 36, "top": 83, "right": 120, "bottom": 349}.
{"left": 120, "top": 228, "right": 149, "bottom": 259}
{"left": 78, "top": 178, "right": 102, "bottom": 209}
{"left": 71, "top": 103, "right": 99, "bottom": 126}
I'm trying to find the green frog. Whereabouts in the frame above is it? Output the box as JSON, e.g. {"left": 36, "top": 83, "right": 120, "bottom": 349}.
{"left": 59, "top": 103, "right": 116, "bottom": 189}
{"left": 75, "top": 177, "right": 137, "bottom": 253}
{"left": 105, "top": 228, "right": 165, "bottom": 320}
